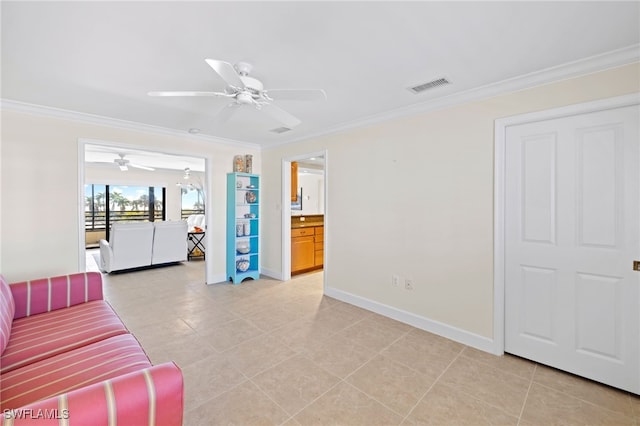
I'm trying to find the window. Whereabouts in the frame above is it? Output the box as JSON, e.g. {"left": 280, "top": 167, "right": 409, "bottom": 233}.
{"left": 85, "top": 184, "right": 106, "bottom": 231}
{"left": 85, "top": 184, "right": 166, "bottom": 240}
{"left": 181, "top": 185, "right": 204, "bottom": 219}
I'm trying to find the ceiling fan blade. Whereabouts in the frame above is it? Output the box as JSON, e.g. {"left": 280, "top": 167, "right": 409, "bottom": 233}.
{"left": 129, "top": 164, "right": 155, "bottom": 171}
{"left": 261, "top": 103, "right": 302, "bottom": 128}
{"left": 205, "top": 59, "right": 245, "bottom": 90}
{"left": 264, "top": 89, "right": 327, "bottom": 101}
{"left": 213, "top": 102, "right": 242, "bottom": 123}
{"left": 148, "top": 91, "right": 229, "bottom": 97}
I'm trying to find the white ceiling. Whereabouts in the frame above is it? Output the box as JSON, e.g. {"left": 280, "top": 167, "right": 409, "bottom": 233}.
{"left": 84, "top": 144, "right": 206, "bottom": 173}
{"left": 2, "top": 2, "right": 639, "bottom": 148}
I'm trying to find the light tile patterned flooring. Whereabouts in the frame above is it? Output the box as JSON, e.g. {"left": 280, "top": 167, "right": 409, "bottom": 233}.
{"left": 87, "top": 251, "right": 639, "bottom": 425}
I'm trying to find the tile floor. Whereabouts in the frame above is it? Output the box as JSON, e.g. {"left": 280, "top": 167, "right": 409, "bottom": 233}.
{"left": 87, "top": 251, "right": 639, "bottom": 425}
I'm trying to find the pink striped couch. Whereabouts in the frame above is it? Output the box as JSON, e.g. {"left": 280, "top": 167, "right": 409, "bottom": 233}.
{"left": 0, "top": 272, "right": 183, "bottom": 425}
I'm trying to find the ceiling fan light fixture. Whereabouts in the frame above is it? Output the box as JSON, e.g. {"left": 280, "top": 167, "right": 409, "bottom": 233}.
{"left": 236, "top": 92, "right": 254, "bottom": 105}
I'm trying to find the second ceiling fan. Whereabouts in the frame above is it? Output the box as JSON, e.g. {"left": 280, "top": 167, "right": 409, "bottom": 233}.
{"left": 148, "top": 59, "right": 326, "bottom": 129}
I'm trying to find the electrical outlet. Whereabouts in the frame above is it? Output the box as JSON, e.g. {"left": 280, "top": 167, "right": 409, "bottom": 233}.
{"left": 405, "top": 279, "right": 414, "bottom": 290}
{"left": 392, "top": 275, "right": 401, "bottom": 288}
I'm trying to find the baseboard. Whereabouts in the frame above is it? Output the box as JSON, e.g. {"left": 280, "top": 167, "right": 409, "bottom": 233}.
{"left": 260, "top": 267, "right": 284, "bottom": 281}
{"left": 206, "top": 273, "right": 229, "bottom": 285}
{"left": 324, "top": 286, "right": 498, "bottom": 354}
{"left": 207, "top": 268, "right": 283, "bottom": 285}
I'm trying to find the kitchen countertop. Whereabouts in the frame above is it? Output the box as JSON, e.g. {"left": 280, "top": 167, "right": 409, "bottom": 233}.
{"left": 292, "top": 222, "right": 324, "bottom": 229}
{"left": 291, "top": 214, "right": 324, "bottom": 229}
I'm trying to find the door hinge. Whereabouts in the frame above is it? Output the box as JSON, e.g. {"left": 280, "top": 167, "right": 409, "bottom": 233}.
{"left": 634, "top": 260, "right": 640, "bottom": 271}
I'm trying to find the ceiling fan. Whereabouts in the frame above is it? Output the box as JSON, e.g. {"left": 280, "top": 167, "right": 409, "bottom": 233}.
{"left": 112, "top": 154, "right": 155, "bottom": 172}
{"left": 148, "top": 59, "right": 326, "bottom": 129}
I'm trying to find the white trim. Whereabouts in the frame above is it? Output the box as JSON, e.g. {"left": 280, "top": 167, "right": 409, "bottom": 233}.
{"left": 3, "top": 46, "right": 637, "bottom": 151}
{"left": 260, "top": 267, "right": 284, "bottom": 281}
{"left": 493, "top": 93, "right": 640, "bottom": 355}
{"left": 77, "top": 142, "right": 87, "bottom": 272}
{"left": 325, "top": 286, "right": 495, "bottom": 353}
{"left": 206, "top": 273, "right": 228, "bottom": 284}
{"left": 204, "top": 155, "right": 215, "bottom": 285}
{"left": 281, "top": 160, "right": 292, "bottom": 281}
{"left": 264, "top": 45, "right": 640, "bottom": 149}
{"left": 3, "top": 99, "right": 260, "bottom": 150}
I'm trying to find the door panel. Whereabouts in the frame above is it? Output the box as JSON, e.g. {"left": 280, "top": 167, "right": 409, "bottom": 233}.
{"left": 505, "top": 104, "right": 639, "bottom": 394}
{"left": 522, "top": 133, "right": 557, "bottom": 244}
{"left": 574, "top": 272, "right": 622, "bottom": 361}
{"left": 576, "top": 124, "right": 622, "bottom": 247}
{"left": 520, "top": 265, "right": 557, "bottom": 344}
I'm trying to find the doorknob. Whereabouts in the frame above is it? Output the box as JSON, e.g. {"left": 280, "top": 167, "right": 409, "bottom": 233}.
{"left": 634, "top": 261, "right": 640, "bottom": 271}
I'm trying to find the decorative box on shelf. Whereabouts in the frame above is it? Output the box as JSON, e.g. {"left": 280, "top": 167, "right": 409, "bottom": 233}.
{"left": 226, "top": 172, "right": 260, "bottom": 283}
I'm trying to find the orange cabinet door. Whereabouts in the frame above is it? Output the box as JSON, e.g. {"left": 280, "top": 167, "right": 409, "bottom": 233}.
{"left": 292, "top": 235, "right": 315, "bottom": 272}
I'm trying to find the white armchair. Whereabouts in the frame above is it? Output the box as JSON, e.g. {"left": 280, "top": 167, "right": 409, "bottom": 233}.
{"left": 151, "top": 221, "right": 188, "bottom": 265}
{"left": 99, "top": 222, "right": 155, "bottom": 273}
{"left": 186, "top": 214, "right": 205, "bottom": 231}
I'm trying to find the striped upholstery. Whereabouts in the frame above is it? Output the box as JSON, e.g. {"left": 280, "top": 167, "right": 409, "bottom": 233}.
{"left": 0, "top": 272, "right": 184, "bottom": 425}
{"left": 2, "top": 363, "right": 183, "bottom": 426}
{"left": 0, "top": 276, "right": 15, "bottom": 355}
{"left": 0, "top": 334, "right": 152, "bottom": 411}
{"left": 0, "top": 301, "right": 128, "bottom": 374}
{"left": 10, "top": 272, "right": 103, "bottom": 319}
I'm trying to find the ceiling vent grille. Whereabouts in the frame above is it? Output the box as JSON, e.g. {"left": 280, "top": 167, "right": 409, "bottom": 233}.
{"left": 408, "top": 77, "right": 451, "bottom": 94}
{"left": 270, "top": 126, "right": 292, "bottom": 134}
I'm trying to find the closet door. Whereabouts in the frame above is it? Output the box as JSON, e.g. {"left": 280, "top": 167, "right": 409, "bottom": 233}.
{"left": 504, "top": 104, "right": 639, "bottom": 393}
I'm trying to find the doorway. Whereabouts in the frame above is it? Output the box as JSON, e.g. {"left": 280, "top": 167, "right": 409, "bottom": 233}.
{"left": 282, "top": 151, "right": 328, "bottom": 284}
{"left": 78, "top": 139, "right": 214, "bottom": 283}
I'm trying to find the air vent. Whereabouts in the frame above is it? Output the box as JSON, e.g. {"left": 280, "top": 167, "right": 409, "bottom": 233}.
{"left": 270, "top": 126, "right": 292, "bottom": 134}
{"left": 408, "top": 77, "right": 451, "bottom": 94}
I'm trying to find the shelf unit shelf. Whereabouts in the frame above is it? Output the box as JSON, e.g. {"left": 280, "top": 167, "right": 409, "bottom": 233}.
{"left": 227, "top": 172, "right": 260, "bottom": 284}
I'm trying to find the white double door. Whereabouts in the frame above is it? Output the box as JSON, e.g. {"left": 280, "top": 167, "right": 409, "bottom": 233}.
{"left": 504, "top": 102, "right": 639, "bottom": 394}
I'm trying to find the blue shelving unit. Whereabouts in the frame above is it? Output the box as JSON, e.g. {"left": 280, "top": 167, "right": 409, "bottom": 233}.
{"left": 227, "top": 172, "right": 260, "bottom": 283}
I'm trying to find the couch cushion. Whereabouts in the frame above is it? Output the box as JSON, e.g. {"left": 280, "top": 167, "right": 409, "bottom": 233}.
{"left": 10, "top": 272, "right": 104, "bottom": 319}
{"left": 0, "top": 300, "right": 128, "bottom": 374}
{"left": 0, "top": 275, "right": 16, "bottom": 355}
{"left": 0, "top": 334, "right": 151, "bottom": 410}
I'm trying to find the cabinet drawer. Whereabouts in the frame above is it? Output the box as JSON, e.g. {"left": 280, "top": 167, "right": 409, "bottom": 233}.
{"left": 315, "top": 226, "right": 324, "bottom": 235}
{"left": 314, "top": 242, "right": 323, "bottom": 251}
{"left": 292, "top": 227, "right": 314, "bottom": 237}
{"left": 314, "top": 249, "right": 324, "bottom": 267}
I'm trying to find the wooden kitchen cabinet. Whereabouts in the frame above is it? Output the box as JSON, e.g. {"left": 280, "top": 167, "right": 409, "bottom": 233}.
{"left": 314, "top": 226, "right": 324, "bottom": 267}
{"left": 291, "top": 225, "right": 323, "bottom": 274}
{"left": 291, "top": 228, "right": 315, "bottom": 272}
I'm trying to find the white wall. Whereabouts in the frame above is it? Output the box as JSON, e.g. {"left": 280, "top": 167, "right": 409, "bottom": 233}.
{"left": 0, "top": 113, "right": 259, "bottom": 282}
{"left": 293, "top": 172, "right": 324, "bottom": 216}
{"left": 261, "top": 63, "right": 640, "bottom": 344}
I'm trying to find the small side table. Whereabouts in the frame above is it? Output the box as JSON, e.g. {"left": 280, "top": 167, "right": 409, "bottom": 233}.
{"left": 187, "top": 231, "right": 206, "bottom": 260}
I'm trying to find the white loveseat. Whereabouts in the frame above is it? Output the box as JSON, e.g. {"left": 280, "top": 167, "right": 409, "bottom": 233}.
{"left": 99, "top": 221, "right": 188, "bottom": 273}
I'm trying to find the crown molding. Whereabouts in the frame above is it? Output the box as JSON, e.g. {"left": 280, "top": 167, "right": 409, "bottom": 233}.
{"left": 264, "top": 44, "right": 640, "bottom": 150}
{"left": 0, "top": 98, "right": 261, "bottom": 150}
{"left": 2, "top": 44, "right": 638, "bottom": 152}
